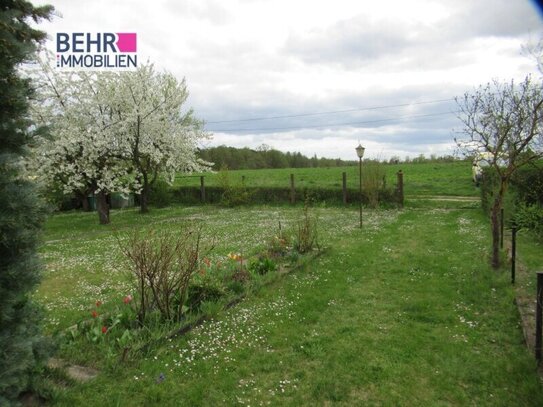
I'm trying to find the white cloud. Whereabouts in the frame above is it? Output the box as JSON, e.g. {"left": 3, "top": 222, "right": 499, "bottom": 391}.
{"left": 37, "top": 0, "right": 543, "bottom": 159}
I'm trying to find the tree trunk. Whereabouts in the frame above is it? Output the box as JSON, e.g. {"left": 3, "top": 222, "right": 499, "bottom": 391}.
{"left": 490, "top": 200, "right": 501, "bottom": 269}
{"left": 81, "top": 195, "right": 90, "bottom": 212}
{"left": 490, "top": 178, "right": 508, "bottom": 269}
{"left": 75, "top": 190, "right": 90, "bottom": 211}
{"left": 140, "top": 172, "right": 150, "bottom": 213}
{"left": 96, "top": 190, "right": 110, "bottom": 224}
{"left": 140, "top": 183, "right": 150, "bottom": 213}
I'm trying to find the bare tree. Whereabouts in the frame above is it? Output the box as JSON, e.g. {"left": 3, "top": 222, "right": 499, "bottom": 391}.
{"left": 456, "top": 76, "right": 543, "bottom": 268}
{"left": 522, "top": 35, "right": 543, "bottom": 75}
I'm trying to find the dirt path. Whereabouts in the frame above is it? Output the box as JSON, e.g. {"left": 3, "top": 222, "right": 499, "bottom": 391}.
{"left": 407, "top": 195, "right": 480, "bottom": 202}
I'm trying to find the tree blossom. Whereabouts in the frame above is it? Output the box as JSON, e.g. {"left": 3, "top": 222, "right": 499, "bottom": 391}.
{"left": 105, "top": 63, "right": 211, "bottom": 212}
{"left": 29, "top": 55, "right": 210, "bottom": 221}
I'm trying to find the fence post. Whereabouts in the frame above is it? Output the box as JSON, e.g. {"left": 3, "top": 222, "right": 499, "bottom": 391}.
{"left": 290, "top": 174, "right": 295, "bottom": 204}
{"left": 200, "top": 176, "right": 205, "bottom": 203}
{"left": 511, "top": 226, "right": 517, "bottom": 284}
{"left": 242, "top": 175, "right": 245, "bottom": 185}
{"left": 342, "top": 172, "right": 347, "bottom": 205}
{"left": 397, "top": 170, "right": 404, "bottom": 208}
{"left": 536, "top": 271, "right": 543, "bottom": 362}
{"left": 500, "top": 208, "right": 504, "bottom": 249}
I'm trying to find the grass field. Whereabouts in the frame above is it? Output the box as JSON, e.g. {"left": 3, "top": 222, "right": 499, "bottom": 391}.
{"left": 36, "top": 199, "right": 543, "bottom": 405}
{"left": 173, "top": 160, "right": 477, "bottom": 197}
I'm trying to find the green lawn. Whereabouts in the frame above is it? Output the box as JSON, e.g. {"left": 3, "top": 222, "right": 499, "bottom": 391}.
{"left": 173, "top": 160, "right": 477, "bottom": 197}
{"left": 37, "top": 202, "right": 543, "bottom": 406}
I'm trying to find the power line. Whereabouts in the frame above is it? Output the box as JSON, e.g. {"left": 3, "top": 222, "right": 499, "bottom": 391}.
{"left": 208, "top": 110, "right": 459, "bottom": 133}
{"left": 205, "top": 97, "right": 455, "bottom": 124}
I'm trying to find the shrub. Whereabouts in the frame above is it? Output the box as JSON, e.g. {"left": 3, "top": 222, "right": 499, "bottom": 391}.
{"left": 224, "top": 253, "right": 251, "bottom": 293}
{"left": 268, "top": 235, "right": 289, "bottom": 257}
{"left": 188, "top": 253, "right": 251, "bottom": 309}
{"left": 40, "top": 181, "right": 75, "bottom": 211}
{"left": 148, "top": 179, "right": 173, "bottom": 208}
{"left": 513, "top": 204, "right": 543, "bottom": 238}
{"left": 187, "top": 284, "right": 225, "bottom": 312}
{"left": 117, "top": 227, "right": 205, "bottom": 323}
{"left": 228, "top": 277, "right": 247, "bottom": 295}
{"left": 217, "top": 167, "right": 251, "bottom": 207}
{"left": 249, "top": 255, "right": 278, "bottom": 275}
{"left": 293, "top": 203, "right": 320, "bottom": 254}
{"left": 170, "top": 184, "right": 399, "bottom": 206}
{"left": 481, "top": 163, "right": 543, "bottom": 237}
{"left": 267, "top": 221, "right": 290, "bottom": 257}
{"left": 362, "top": 161, "right": 386, "bottom": 208}
{"left": 510, "top": 164, "right": 543, "bottom": 206}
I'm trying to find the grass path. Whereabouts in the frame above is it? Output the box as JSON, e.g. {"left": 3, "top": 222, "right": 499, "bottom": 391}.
{"left": 51, "top": 206, "right": 543, "bottom": 406}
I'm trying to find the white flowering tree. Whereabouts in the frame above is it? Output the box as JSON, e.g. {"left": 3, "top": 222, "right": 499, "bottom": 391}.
{"left": 31, "top": 60, "right": 135, "bottom": 224}
{"left": 31, "top": 58, "right": 209, "bottom": 221}
{"left": 107, "top": 63, "right": 210, "bottom": 213}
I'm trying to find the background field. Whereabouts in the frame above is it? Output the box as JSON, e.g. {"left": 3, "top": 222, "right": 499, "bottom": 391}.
{"left": 172, "top": 160, "right": 477, "bottom": 198}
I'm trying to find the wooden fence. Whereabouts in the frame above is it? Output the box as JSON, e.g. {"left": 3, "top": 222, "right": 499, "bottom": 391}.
{"left": 173, "top": 171, "right": 404, "bottom": 207}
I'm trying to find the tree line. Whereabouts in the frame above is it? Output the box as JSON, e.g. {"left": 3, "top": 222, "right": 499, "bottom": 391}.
{"left": 197, "top": 145, "right": 460, "bottom": 170}
{"left": 197, "top": 145, "right": 356, "bottom": 170}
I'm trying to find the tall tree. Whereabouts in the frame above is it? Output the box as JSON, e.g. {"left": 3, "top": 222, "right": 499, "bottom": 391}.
{"left": 33, "top": 62, "right": 209, "bottom": 217}
{"left": 108, "top": 63, "right": 209, "bottom": 213}
{"left": 32, "top": 65, "right": 135, "bottom": 224}
{"left": 456, "top": 76, "right": 543, "bottom": 268}
{"left": 0, "top": 1, "right": 53, "bottom": 403}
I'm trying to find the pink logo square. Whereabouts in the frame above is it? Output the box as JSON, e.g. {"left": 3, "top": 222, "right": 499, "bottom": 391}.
{"left": 116, "top": 33, "right": 137, "bottom": 52}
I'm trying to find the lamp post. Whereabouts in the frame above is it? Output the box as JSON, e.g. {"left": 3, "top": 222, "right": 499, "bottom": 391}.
{"left": 356, "top": 143, "right": 365, "bottom": 228}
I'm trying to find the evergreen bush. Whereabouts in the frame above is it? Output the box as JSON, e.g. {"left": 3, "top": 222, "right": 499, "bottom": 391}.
{"left": 0, "top": 1, "right": 54, "bottom": 403}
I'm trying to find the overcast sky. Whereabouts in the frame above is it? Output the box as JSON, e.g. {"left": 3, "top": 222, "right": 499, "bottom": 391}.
{"left": 37, "top": 0, "right": 543, "bottom": 160}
